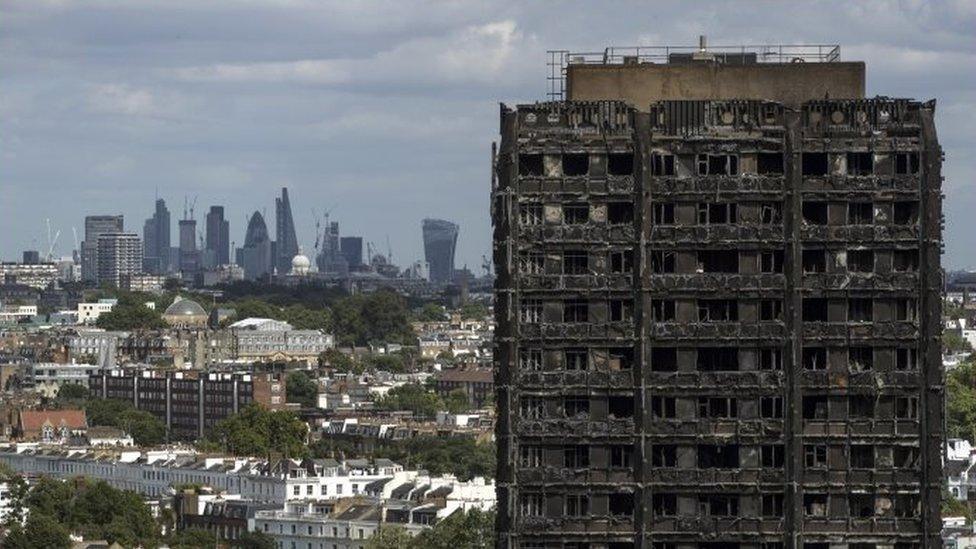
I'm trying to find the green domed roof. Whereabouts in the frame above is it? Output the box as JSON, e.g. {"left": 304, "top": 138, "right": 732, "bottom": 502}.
{"left": 164, "top": 296, "right": 206, "bottom": 317}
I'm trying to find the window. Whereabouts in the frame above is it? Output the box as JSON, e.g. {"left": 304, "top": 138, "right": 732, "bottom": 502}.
{"left": 563, "top": 299, "right": 588, "bottom": 322}
{"left": 895, "top": 495, "right": 920, "bottom": 518}
{"left": 896, "top": 298, "right": 917, "bottom": 321}
{"left": 565, "top": 494, "right": 589, "bottom": 517}
{"left": 698, "top": 154, "right": 739, "bottom": 176}
{"left": 760, "top": 251, "right": 784, "bottom": 273}
{"left": 849, "top": 347, "right": 873, "bottom": 372}
{"left": 650, "top": 250, "right": 675, "bottom": 273}
{"left": 802, "top": 153, "right": 828, "bottom": 175}
{"left": 563, "top": 204, "right": 589, "bottom": 224}
{"left": 847, "top": 152, "right": 874, "bottom": 175}
{"left": 802, "top": 396, "right": 828, "bottom": 420}
{"left": 802, "top": 298, "right": 828, "bottom": 322}
{"left": 847, "top": 249, "right": 874, "bottom": 272}
{"left": 610, "top": 445, "right": 634, "bottom": 468}
{"left": 759, "top": 349, "right": 783, "bottom": 370}
{"left": 895, "top": 152, "right": 920, "bottom": 175}
{"left": 760, "top": 300, "right": 783, "bottom": 321}
{"left": 608, "top": 348, "right": 634, "bottom": 371}
{"left": 651, "top": 444, "right": 677, "bottom": 467}
{"left": 893, "top": 250, "right": 918, "bottom": 272}
{"left": 698, "top": 347, "right": 738, "bottom": 371}
{"left": 518, "top": 154, "right": 544, "bottom": 176}
{"left": 563, "top": 250, "right": 588, "bottom": 275}
{"left": 610, "top": 299, "right": 634, "bottom": 322}
{"left": 896, "top": 348, "right": 918, "bottom": 370}
{"left": 762, "top": 494, "right": 785, "bottom": 517}
{"left": 565, "top": 348, "right": 588, "bottom": 371}
{"left": 608, "top": 202, "right": 634, "bottom": 224}
{"left": 757, "top": 152, "right": 784, "bottom": 174}
{"left": 849, "top": 396, "right": 874, "bottom": 419}
{"left": 802, "top": 202, "right": 828, "bottom": 225}
{"left": 698, "top": 445, "right": 740, "bottom": 468}
{"left": 802, "top": 348, "right": 826, "bottom": 371}
{"left": 519, "top": 299, "right": 542, "bottom": 323}
{"left": 698, "top": 299, "right": 738, "bottom": 322}
{"left": 520, "top": 397, "right": 544, "bottom": 419}
{"left": 564, "top": 446, "right": 589, "bottom": 468}
{"left": 848, "top": 298, "right": 873, "bottom": 322}
{"left": 652, "top": 494, "right": 677, "bottom": 517}
{"left": 698, "top": 396, "right": 738, "bottom": 419}
{"left": 519, "top": 204, "right": 542, "bottom": 225}
{"left": 651, "top": 153, "right": 675, "bottom": 176}
{"left": 519, "top": 446, "right": 543, "bottom": 467}
{"left": 804, "top": 445, "right": 828, "bottom": 468}
{"left": 699, "top": 494, "right": 739, "bottom": 517}
{"left": 895, "top": 397, "right": 919, "bottom": 419}
{"left": 651, "top": 348, "right": 677, "bottom": 372}
{"left": 518, "top": 251, "right": 544, "bottom": 274}
{"left": 849, "top": 202, "right": 873, "bottom": 224}
{"left": 609, "top": 396, "right": 634, "bottom": 419}
{"left": 803, "top": 494, "right": 829, "bottom": 516}
{"left": 608, "top": 153, "right": 634, "bottom": 176}
{"left": 651, "top": 299, "right": 676, "bottom": 321}
{"left": 761, "top": 445, "right": 785, "bottom": 467}
{"left": 893, "top": 202, "right": 919, "bottom": 225}
{"left": 519, "top": 494, "right": 544, "bottom": 517}
{"left": 760, "top": 397, "right": 784, "bottom": 419}
{"left": 564, "top": 397, "right": 589, "bottom": 418}
{"left": 698, "top": 203, "right": 738, "bottom": 225}
{"left": 562, "top": 153, "right": 589, "bottom": 176}
{"left": 653, "top": 203, "right": 675, "bottom": 224}
{"left": 760, "top": 202, "right": 783, "bottom": 224}
{"left": 610, "top": 250, "right": 634, "bottom": 273}
{"left": 650, "top": 396, "right": 676, "bottom": 419}
{"left": 609, "top": 494, "right": 634, "bottom": 517}
{"left": 698, "top": 250, "right": 739, "bottom": 273}
{"left": 894, "top": 446, "right": 920, "bottom": 468}
{"left": 802, "top": 249, "right": 826, "bottom": 273}
{"left": 851, "top": 445, "right": 875, "bottom": 468}
{"left": 519, "top": 349, "right": 542, "bottom": 371}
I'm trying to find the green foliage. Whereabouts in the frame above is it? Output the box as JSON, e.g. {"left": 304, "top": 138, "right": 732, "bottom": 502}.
{"left": 230, "top": 299, "right": 332, "bottom": 332}
{"left": 458, "top": 301, "right": 489, "bottom": 320}
{"left": 365, "top": 525, "right": 413, "bottom": 549}
{"left": 95, "top": 293, "right": 166, "bottom": 331}
{"left": 208, "top": 404, "right": 308, "bottom": 458}
{"left": 85, "top": 398, "right": 166, "bottom": 446}
{"left": 233, "top": 531, "right": 278, "bottom": 549}
{"left": 367, "top": 353, "right": 406, "bottom": 373}
{"left": 943, "top": 486, "right": 973, "bottom": 523}
{"left": 319, "top": 348, "right": 361, "bottom": 373}
{"left": 443, "top": 389, "right": 470, "bottom": 414}
{"left": 415, "top": 303, "right": 447, "bottom": 322}
{"left": 410, "top": 509, "right": 495, "bottom": 549}
{"left": 5, "top": 476, "right": 157, "bottom": 548}
{"left": 945, "top": 331, "right": 973, "bottom": 353}
{"left": 3, "top": 511, "right": 71, "bottom": 549}
{"left": 948, "top": 360, "right": 976, "bottom": 440}
{"left": 165, "top": 528, "right": 217, "bottom": 548}
{"left": 286, "top": 371, "right": 319, "bottom": 407}
{"left": 310, "top": 436, "right": 495, "bottom": 481}
{"left": 375, "top": 384, "right": 443, "bottom": 418}
{"left": 55, "top": 383, "right": 89, "bottom": 403}
{"left": 332, "top": 289, "right": 415, "bottom": 346}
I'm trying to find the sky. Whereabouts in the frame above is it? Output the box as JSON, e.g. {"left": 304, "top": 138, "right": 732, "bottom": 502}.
{"left": 1, "top": 0, "right": 974, "bottom": 270}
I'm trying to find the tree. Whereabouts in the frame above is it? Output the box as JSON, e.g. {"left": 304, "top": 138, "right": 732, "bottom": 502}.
{"left": 234, "top": 531, "right": 278, "bottom": 549}
{"left": 375, "top": 384, "right": 443, "bottom": 418}
{"left": 945, "top": 331, "right": 973, "bottom": 354}
{"left": 333, "top": 290, "right": 415, "bottom": 346}
{"left": 410, "top": 509, "right": 495, "bottom": 549}
{"left": 95, "top": 294, "right": 166, "bottom": 331}
{"left": 56, "top": 383, "right": 89, "bottom": 402}
{"left": 209, "top": 404, "right": 308, "bottom": 458}
{"left": 3, "top": 512, "right": 71, "bottom": 549}
{"left": 286, "top": 371, "right": 319, "bottom": 407}
{"left": 415, "top": 303, "right": 446, "bottom": 322}
{"left": 947, "top": 360, "right": 976, "bottom": 440}
{"left": 443, "top": 389, "right": 470, "bottom": 414}
{"left": 319, "top": 348, "right": 360, "bottom": 374}
{"left": 86, "top": 398, "right": 166, "bottom": 446}
{"left": 165, "top": 528, "right": 217, "bottom": 548}
{"left": 459, "top": 301, "right": 489, "bottom": 321}
{"left": 365, "top": 525, "right": 413, "bottom": 549}
{"left": 368, "top": 354, "right": 406, "bottom": 374}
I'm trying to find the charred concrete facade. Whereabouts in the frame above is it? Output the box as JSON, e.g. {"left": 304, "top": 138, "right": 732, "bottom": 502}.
{"left": 493, "top": 52, "right": 943, "bottom": 549}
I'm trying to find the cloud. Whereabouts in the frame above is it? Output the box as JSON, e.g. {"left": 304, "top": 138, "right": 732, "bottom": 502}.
{"left": 86, "top": 84, "right": 165, "bottom": 117}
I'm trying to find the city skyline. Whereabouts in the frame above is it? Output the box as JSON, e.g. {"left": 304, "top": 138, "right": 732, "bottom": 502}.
{"left": 1, "top": 1, "right": 973, "bottom": 270}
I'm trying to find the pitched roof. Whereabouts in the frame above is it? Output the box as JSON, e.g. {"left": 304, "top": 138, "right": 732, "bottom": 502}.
{"left": 20, "top": 409, "right": 87, "bottom": 432}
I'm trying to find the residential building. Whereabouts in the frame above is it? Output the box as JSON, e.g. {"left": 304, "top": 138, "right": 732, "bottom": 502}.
{"left": 433, "top": 367, "right": 493, "bottom": 408}
{"left": 81, "top": 215, "right": 124, "bottom": 282}
{"left": 27, "top": 362, "right": 99, "bottom": 397}
{"left": 229, "top": 318, "right": 334, "bottom": 365}
{"left": 76, "top": 298, "right": 117, "bottom": 324}
{"left": 16, "top": 409, "right": 87, "bottom": 443}
{"left": 493, "top": 43, "right": 942, "bottom": 547}
{"left": 121, "top": 273, "right": 167, "bottom": 294}
{"left": 96, "top": 232, "right": 142, "bottom": 287}
{"left": 422, "top": 218, "right": 459, "bottom": 284}
{"left": 0, "top": 262, "right": 58, "bottom": 290}
{"left": 340, "top": 236, "right": 364, "bottom": 268}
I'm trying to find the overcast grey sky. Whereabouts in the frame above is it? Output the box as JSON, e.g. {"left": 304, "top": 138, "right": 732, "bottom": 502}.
{"left": 1, "top": 0, "right": 974, "bottom": 270}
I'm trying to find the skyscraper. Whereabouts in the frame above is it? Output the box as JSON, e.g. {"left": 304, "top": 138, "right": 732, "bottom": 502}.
{"left": 142, "top": 199, "right": 171, "bottom": 274}
{"left": 275, "top": 187, "right": 299, "bottom": 275}
{"left": 493, "top": 44, "right": 942, "bottom": 548}
{"left": 96, "top": 232, "right": 142, "bottom": 288}
{"left": 237, "top": 211, "right": 272, "bottom": 280}
{"left": 205, "top": 206, "right": 230, "bottom": 266}
{"left": 81, "top": 215, "right": 124, "bottom": 282}
{"left": 178, "top": 218, "right": 198, "bottom": 275}
{"left": 422, "top": 218, "right": 459, "bottom": 284}
{"left": 340, "top": 236, "right": 363, "bottom": 268}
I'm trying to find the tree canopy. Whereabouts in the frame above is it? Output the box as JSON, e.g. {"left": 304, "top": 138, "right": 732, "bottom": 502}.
{"left": 208, "top": 404, "right": 308, "bottom": 459}
{"left": 311, "top": 436, "right": 494, "bottom": 481}
{"left": 948, "top": 360, "right": 976, "bottom": 440}
{"left": 365, "top": 509, "right": 494, "bottom": 549}
{"left": 85, "top": 398, "right": 166, "bottom": 446}
{"left": 286, "top": 371, "right": 319, "bottom": 407}
{"left": 95, "top": 293, "right": 166, "bottom": 331}
{"left": 374, "top": 384, "right": 444, "bottom": 418}
{"left": 332, "top": 290, "right": 415, "bottom": 346}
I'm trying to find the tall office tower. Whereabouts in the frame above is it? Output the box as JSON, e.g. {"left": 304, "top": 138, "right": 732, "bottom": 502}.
{"left": 340, "top": 236, "right": 364, "bottom": 268}
{"left": 205, "top": 206, "right": 230, "bottom": 266}
{"left": 422, "top": 218, "right": 459, "bottom": 284}
{"left": 142, "top": 199, "right": 171, "bottom": 274}
{"left": 96, "top": 232, "right": 142, "bottom": 288}
{"left": 493, "top": 43, "right": 942, "bottom": 548}
{"left": 81, "top": 215, "right": 124, "bottom": 282}
{"left": 22, "top": 251, "right": 40, "bottom": 265}
{"left": 275, "top": 187, "right": 299, "bottom": 275}
{"left": 315, "top": 221, "right": 346, "bottom": 274}
{"left": 178, "top": 217, "right": 199, "bottom": 276}
{"left": 237, "top": 211, "right": 272, "bottom": 280}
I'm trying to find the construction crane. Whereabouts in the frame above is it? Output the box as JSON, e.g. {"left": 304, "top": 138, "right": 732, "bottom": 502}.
{"left": 72, "top": 227, "right": 79, "bottom": 257}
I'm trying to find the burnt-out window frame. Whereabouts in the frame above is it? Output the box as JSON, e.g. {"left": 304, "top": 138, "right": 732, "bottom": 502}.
{"left": 518, "top": 348, "right": 542, "bottom": 371}
{"left": 565, "top": 348, "right": 588, "bottom": 371}
{"left": 651, "top": 153, "right": 675, "bottom": 176}
{"left": 848, "top": 201, "right": 874, "bottom": 225}
{"left": 518, "top": 251, "right": 544, "bottom": 275}
{"left": 610, "top": 249, "right": 634, "bottom": 274}
{"left": 607, "top": 152, "right": 635, "bottom": 176}
{"left": 562, "top": 203, "right": 589, "bottom": 225}
{"left": 519, "top": 203, "right": 542, "bottom": 226}
{"left": 562, "top": 250, "right": 588, "bottom": 275}
{"left": 651, "top": 299, "right": 676, "bottom": 322}
{"left": 608, "top": 202, "right": 635, "bottom": 225}
{"left": 653, "top": 202, "right": 675, "bottom": 225}
{"left": 757, "top": 152, "right": 784, "bottom": 175}
{"left": 802, "top": 201, "right": 828, "bottom": 225}
{"left": 651, "top": 250, "right": 676, "bottom": 274}
{"left": 563, "top": 299, "right": 588, "bottom": 323}
{"left": 650, "top": 395, "right": 676, "bottom": 419}
{"left": 698, "top": 202, "right": 739, "bottom": 225}
{"left": 518, "top": 153, "right": 544, "bottom": 177}
{"left": 802, "top": 152, "right": 829, "bottom": 176}
{"left": 562, "top": 153, "right": 589, "bottom": 176}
